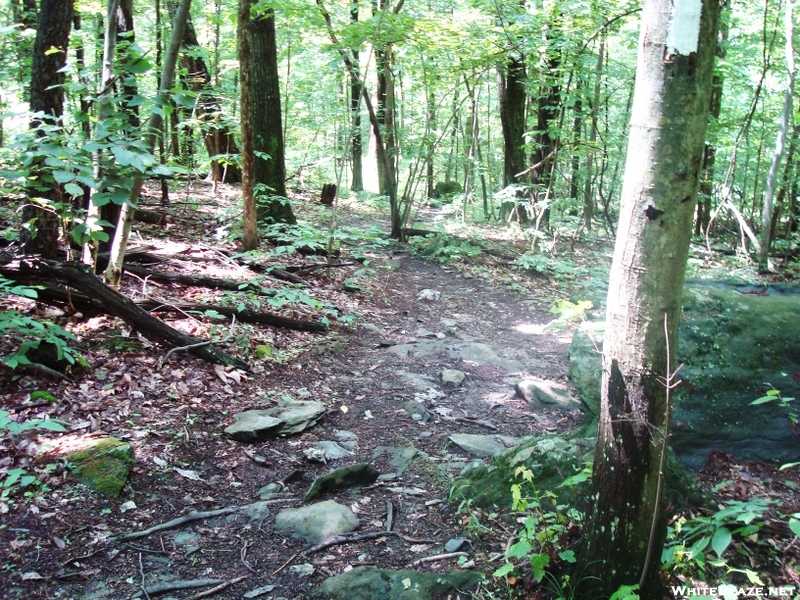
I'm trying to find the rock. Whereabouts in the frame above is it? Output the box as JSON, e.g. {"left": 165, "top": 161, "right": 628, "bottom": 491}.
{"left": 397, "top": 371, "right": 437, "bottom": 390}
{"left": 451, "top": 435, "right": 595, "bottom": 507}
{"left": 515, "top": 378, "right": 580, "bottom": 409}
{"left": 448, "top": 433, "right": 521, "bottom": 458}
{"left": 289, "top": 563, "right": 315, "bottom": 577}
{"left": 444, "top": 537, "right": 472, "bottom": 552}
{"left": 334, "top": 430, "right": 359, "bottom": 450}
{"left": 274, "top": 500, "right": 359, "bottom": 544}
{"left": 247, "top": 501, "right": 272, "bottom": 521}
{"left": 568, "top": 284, "right": 800, "bottom": 469}
{"left": 312, "top": 567, "right": 481, "bottom": 600}
{"left": 417, "top": 289, "right": 441, "bottom": 301}
{"left": 402, "top": 400, "right": 430, "bottom": 422}
{"left": 303, "top": 463, "right": 381, "bottom": 502}
{"left": 455, "top": 342, "right": 523, "bottom": 372}
{"left": 360, "top": 323, "right": 382, "bottom": 335}
{"left": 225, "top": 400, "right": 326, "bottom": 442}
{"left": 66, "top": 438, "right": 135, "bottom": 496}
{"left": 441, "top": 369, "right": 466, "bottom": 387}
{"left": 258, "top": 483, "right": 283, "bottom": 500}
{"left": 372, "top": 446, "right": 427, "bottom": 476}
{"left": 309, "top": 441, "right": 353, "bottom": 461}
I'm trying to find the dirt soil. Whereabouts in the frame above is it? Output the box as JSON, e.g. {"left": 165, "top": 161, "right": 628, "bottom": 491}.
{"left": 0, "top": 188, "right": 582, "bottom": 600}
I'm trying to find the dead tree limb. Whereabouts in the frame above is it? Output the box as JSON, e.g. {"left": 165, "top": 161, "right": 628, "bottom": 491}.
{"left": 13, "top": 260, "right": 251, "bottom": 371}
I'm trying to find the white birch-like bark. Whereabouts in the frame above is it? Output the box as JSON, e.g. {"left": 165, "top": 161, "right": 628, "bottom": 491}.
{"left": 759, "top": 0, "right": 794, "bottom": 269}
{"left": 104, "top": 0, "right": 192, "bottom": 287}
{"left": 82, "top": 0, "right": 120, "bottom": 269}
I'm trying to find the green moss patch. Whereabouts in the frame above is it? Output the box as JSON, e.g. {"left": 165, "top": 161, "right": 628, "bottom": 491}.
{"left": 67, "top": 437, "right": 135, "bottom": 496}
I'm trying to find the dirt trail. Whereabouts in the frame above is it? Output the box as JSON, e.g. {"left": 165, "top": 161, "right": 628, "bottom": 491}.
{"left": 2, "top": 253, "right": 580, "bottom": 600}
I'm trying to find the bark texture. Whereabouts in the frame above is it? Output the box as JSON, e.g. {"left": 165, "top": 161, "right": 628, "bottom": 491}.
{"left": 251, "top": 5, "right": 294, "bottom": 223}
{"left": 238, "top": 0, "right": 257, "bottom": 250}
{"left": 23, "top": 0, "right": 75, "bottom": 259}
{"left": 577, "top": 1, "right": 721, "bottom": 597}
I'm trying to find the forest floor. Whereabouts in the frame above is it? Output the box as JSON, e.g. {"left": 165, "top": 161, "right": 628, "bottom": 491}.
{"left": 1, "top": 182, "right": 798, "bottom": 600}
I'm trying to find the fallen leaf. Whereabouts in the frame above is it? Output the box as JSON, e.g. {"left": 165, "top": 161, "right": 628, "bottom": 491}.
{"left": 364, "top": 410, "right": 374, "bottom": 420}
{"left": 340, "top": 405, "right": 348, "bottom": 414}
{"left": 409, "top": 544, "right": 430, "bottom": 553}
{"left": 52, "top": 536, "right": 65, "bottom": 549}
{"left": 21, "top": 572, "right": 44, "bottom": 581}
{"left": 174, "top": 468, "right": 204, "bottom": 482}
{"left": 213, "top": 365, "right": 229, "bottom": 383}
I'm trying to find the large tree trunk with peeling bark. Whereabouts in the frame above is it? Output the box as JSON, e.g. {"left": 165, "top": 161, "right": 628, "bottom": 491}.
{"left": 576, "top": 1, "right": 721, "bottom": 598}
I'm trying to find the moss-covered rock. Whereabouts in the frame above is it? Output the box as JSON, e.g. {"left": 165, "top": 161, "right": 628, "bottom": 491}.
{"left": 66, "top": 437, "right": 135, "bottom": 496}
{"left": 450, "top": 435, "right": 595, "bottom": 508}
{"left": 568, "top": 283, "right": 800, "bottom": 470}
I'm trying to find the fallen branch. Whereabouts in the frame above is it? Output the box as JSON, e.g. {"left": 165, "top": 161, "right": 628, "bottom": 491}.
{"left": 405, "top": 551, "right": 468, "bottom": 568}
{"left": 6, "top": 260, "right": 251, "bottom": 371}
{"left": 185, "top": 575, "right": 248, "bottom": 600}
{"left": 130, "top": 578, "right": 226, "bottom": 599}
{"left": 109, "top": 506, "right": 246, "bottom": 542}
{"left": 301, "top": 530, "right": 437, "bottom": 557}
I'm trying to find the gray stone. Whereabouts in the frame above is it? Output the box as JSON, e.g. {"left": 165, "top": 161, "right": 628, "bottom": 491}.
{"left": 247, "top": 501, "right": 272, "bottom": 521}
{"left": 224, "top": 400, "right": 326, "bottom": 442}
{"left": 312, "top": 567, "right": 481, "bottom": 600}
{"left": 455, "top": 342, "right": 523, "bottom": 371}
{"left": 360, "top": 323, "right": 383, "bottom": 335}
{"left": 402, "top": 400, "right": 430, "bottom": 422}
{"left": 568, "top": 284, "right": 800, "bottom": 469}
{"left": 289, "top": 563, "right": 315, "bottom": 577}
{"left": 334, "top": 430, "right": 359, "bottom": 450}
{"left": 274, "top": 500, "right": 359, "bottom": 544}
{"left": 258, "top": 483, "right": 283, "bottom": 499}
{"left": 417, "top": 289, "right": 441, "bottom": 301}
{"left": 444, "top": 537, "right": 472, "bottom": 552}
{"left": 449, "top": 433, "right": 521, "bottom": 457}
{"left": 441, "top": 369, "right": 466, "bottom": 387}
{"left": 303, "top": 463, "right": 381, "bottom": 502}
{"left": 372, "top": 446, "right": 427, "bottom": 476}
{"left": 396, "top": 371, "right": 437, "bottom": 390}
{"left": 516, "top": 378, "right": 580, "bottom": 409}
{"left": 309, "top": 441, "right": 353, "bottom": 461}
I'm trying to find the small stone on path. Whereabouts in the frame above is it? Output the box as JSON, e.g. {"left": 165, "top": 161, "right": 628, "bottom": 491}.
{"left": 441, "top": 369, "right": 466, "bottom": 387}
{"left": 449, "top": 433, "right": 521, "bottom": 457}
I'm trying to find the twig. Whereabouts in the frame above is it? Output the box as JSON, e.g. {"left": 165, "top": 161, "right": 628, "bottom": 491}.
{"left": 405, "top": 551, "right": 468, "bottom": 568}
{"left": 109, "top": 506, "right": 247, "bottom": 542}
{"left": 185, "top": 575, "right": 248, "bottom": 599}
{"left": 130, "top": 578, "right": 226, "bottom": 599}
{"left": 453, "top": 416, "right": 498, "bottom": 431}
{"left": 385, "top": 501, "right": 394, "bottom": 532}
{"left": 160, "top": 315, "right": 236, "bottom": 368}
{"left": 301, "top": 530, "right": 437, "bottom": 557}
{"left": 271, "top": 551, "right": 300, "bottom": 576}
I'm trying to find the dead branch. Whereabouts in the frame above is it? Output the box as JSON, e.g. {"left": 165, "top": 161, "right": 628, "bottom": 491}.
{"left": 405, "top": 551, "right": 468, "bottom": 568}
{"left": 130, "top": 578, "right": 227, "bottom": 599}
{"left": 301, "top": 530, "right": 437, "bottom": 557}
{"left": 185, "top": 575, "right": 249, "bottom": 600}
{"left": 9, "top": 260, "right": 251, "bottom": 371}
{"left": 109, "top": 506, "right": 246, "bottom": 542}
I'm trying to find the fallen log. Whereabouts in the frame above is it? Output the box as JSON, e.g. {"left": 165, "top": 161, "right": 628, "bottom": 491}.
{"left": 122, "top": 264, "right": 275, "bottom": 295}
{"left": 1, "top": 273, "right": 327, "bottom": 333}
{"left": 8, "top": 259, "right": 251, "bottom": 371}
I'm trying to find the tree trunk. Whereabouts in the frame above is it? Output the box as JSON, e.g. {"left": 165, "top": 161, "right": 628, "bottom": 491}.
{"left": 104, "top": 0, "right": 192, "bottom": 287}
{"left": 22, "top": 0, "right": 74, "bottom": 259}
{"left": 239, "top": 0, "right": 258, "bottom": 250}
{"left": 497, "top": 57, "right": 527, "bottom": 224}
{"left": 250, "top": 4, "right": 294, "bottom": 224}
{"left": 576, "top": 1, "right": 720, "bottom": 598}
{"left": 175, "top": 6, "right": 242, "bottom": 183}
{"left": 349, "top": 3, "right": 363, "bottom": 192}
{"left": 759, "top": 0, "right": 794, "bottom": 269}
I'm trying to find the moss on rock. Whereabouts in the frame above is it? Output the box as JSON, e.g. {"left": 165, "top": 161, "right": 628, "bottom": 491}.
{"left": 67, "top": 437, "right": 135, "bottom": 496}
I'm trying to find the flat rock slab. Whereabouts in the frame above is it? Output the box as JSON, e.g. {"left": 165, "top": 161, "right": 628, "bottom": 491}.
{"left": 449, "top": 433, "right": 521, "bottom": 457}
{"left": 516, "top": 378, "right": 579, "bottom": 409}
{"left": 225, "top": 400, "right": 326, "bottom": 442}
{"left": 303, "top": 463, "right": 380, "bottom": 502}
{"left": 441, "top": 369, "right": 466, "bottom": 387}
{"left": 274, "top": 500, "right": 358, "bottom": 544}
{"left": 312, "top": 567, "right": 481, "bottom": 600}
{"left": 386, "top": 340, "right": 523, "bottom": 372}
